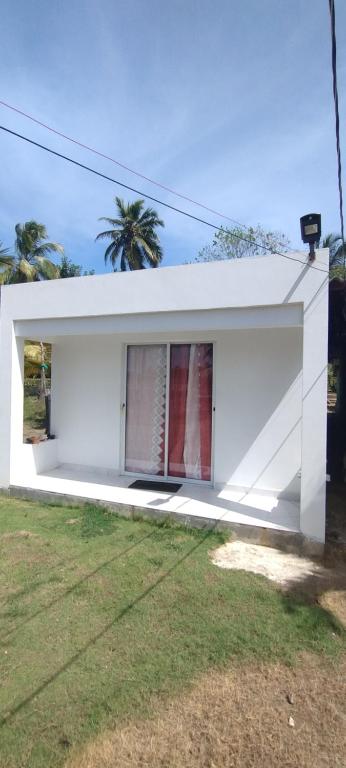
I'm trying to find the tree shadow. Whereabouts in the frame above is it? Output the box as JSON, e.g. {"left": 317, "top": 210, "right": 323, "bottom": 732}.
{"left": 0, "top": 523, "right": 219, "bottom": 728}
{"left": 278, "top": 551, "right": 346, "bottom": 634}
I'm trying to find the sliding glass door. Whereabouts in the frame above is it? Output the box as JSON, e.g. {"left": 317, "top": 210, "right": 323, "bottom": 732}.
{"left": 124, "top": 343, "right": 213, "bottom": 482}
{"left": 125, "top": 344, "right": 167, "bottom": 475}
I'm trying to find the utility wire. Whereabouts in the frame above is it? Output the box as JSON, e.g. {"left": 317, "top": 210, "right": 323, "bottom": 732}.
{"left": 0, "top": 98, "right": 251, "bottom": 233}
{"left": 0, "top": 123, "right": 328, "bottom": 274}
{"left": 328, "top": 0, "right": 345, "bottom": 266}
{"left": 0, "top": 99, "right": 290, "bottom": 252}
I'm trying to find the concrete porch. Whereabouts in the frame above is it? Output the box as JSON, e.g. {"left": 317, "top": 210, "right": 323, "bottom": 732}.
{"left": 10, "top": 463, "right": 305, "bottom": 549}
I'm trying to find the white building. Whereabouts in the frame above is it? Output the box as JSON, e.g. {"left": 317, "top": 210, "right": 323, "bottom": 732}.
{"left": 0, "top": 250, "right": 329, "bottom": 544}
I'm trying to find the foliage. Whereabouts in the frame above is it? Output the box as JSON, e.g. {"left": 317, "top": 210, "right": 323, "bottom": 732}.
{"left": 23, "top": 341, "right": 52, "bottom": 440}
{"left": 24, "top": 341, "right": 51, "bottom": 378}
{"left": 23, "top": 394, "right": 46, "bottom": 436}
{"left": 329, "top": 265, "right": 346, "bottom": 281}
{"left": 0, "top": 242, "right": 13, "bottom": 285}
{"left": 0, "top": 222, "right": 63, "bottom": 284}
{"left": 0, "top": 241, "right": 13, "bottom": 264}
{"left": 96, "top": 197, "right": 164, "bottom": 271}
{"left": 58, "top": 254, "right": 95, "bottom": 278}
{"left": 192, "top": 225, "right": 290, "bottom": 264}
{"left": 323, "top": 233, "right": 346, "bottom": 269}
{"left": 328, "top": 362, "right": 338, "bottom": 393}
{"left": 0, "top": 496, "right": 344, "bottom": 768}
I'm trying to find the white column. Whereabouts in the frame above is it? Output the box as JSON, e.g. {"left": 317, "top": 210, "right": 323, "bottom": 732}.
{"left": 300, "top": 277, "right": 329, "bottom": 542}
{"left": 0, "top": 319, "right": 24, "bottom": 488}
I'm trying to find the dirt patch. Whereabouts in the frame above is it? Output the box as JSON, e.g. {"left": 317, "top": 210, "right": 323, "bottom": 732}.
{"left": 320, "top": 590, "right": 346, "bottom": 628}
{"left": 66, "top": 654, "right": 346, "bottom": 768}
{"left": 210, "top": 541, "right": 328, "bottom": 587}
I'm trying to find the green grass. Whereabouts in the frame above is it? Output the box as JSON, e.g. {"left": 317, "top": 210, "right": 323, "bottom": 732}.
{"left": 0, "top": 497, "right": 344, "bottom": 768}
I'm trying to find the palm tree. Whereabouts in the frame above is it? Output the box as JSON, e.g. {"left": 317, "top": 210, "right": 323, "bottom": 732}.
{"left": 0, "top": 221, "right": 63, "bottom": 284}
{"left": 96, "top": 197, "right": 164, "bottom": 271}
{"left": 323, "top": 233, "right": 346, "bottom": 268}
{"left": 0, "top": 242, "right": 14, "bottom": 284}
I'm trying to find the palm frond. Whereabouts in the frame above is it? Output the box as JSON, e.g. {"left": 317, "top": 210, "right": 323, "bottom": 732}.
{"left": 35, "top": 256, "right": 60, "bottom": 280}
{"left": 33, "top": 242, "right": 64, "bottom": 257}
{"left": 0, "top": 266, "right": 14, "bottom": 285}
{"left": 18, "top": 258, "right": 37, "bottom": 281}
{"left": 0, "top": 252, "right": 14, "bottom": 269}
{"left": 139, "top": 208, "right": 164, "bottom": 228}
{"left": 96, "top": 229, "right": 120, "bottom": 242}
{"left": 0, "top": 241, "right": 13, "bottom": 259}
{"left": 115, "top": 197, "right": 129, "bottom": 219}
{"left": 115, "top": 197, "right": 145, "bottom": 221}
{"left": 97, "top": 217, "right": 124, "bottom": 227}
{"left": 323, "top": 232, "right": 346, "bottom": 267}
{"left": 137, "top": 237, "right": 163, "bottom": 266}
{"left": 323, "top": 233, "right": 337, "bottom": 248}
{"left": 104, "top": 240, "right": 123, "bottom": 267}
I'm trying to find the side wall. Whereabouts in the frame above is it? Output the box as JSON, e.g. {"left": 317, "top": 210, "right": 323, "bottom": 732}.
{"left": 51, "top": 337, "right": 122, "bottom": 470}
{"left": 51, "top": 327, "right": 303, "bottom": 497}
{"left": 214, "top": 327, "right": 302, "bottom": 496}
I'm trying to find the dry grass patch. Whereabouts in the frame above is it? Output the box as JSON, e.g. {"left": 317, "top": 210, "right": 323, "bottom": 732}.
{"left": 67, "top": 654, "right": 346, "bottom": 768}
{"left": 320, "top": 590, "right": 346, "bottom": 628}
{"left": 0, "top": 530, "right": 41, "bottom": 540}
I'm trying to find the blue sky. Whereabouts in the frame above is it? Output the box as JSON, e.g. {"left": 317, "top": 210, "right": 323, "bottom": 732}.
{"left": 1, "top": 0, "right": 345, "bottom": 273}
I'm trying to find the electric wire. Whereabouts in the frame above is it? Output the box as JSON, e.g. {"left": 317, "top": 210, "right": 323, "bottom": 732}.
{"left": 328, "top": 0, "right": 345, "bottom": 266}
{"left": 0, "top": 98, "right": 251, "bottom": 233}
{"left": 0, "top": 123, "right": 328, "bottom": 274}
{"left": 0, "top": 99, "right": 291, "bottom": 252}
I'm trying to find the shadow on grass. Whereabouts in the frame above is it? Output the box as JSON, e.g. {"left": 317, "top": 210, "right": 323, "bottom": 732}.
{"left": 0, "top": 527, "right": 156, "bottom": 645}
{"left": 0, "top": 514, "right": 344, "bottom": 729}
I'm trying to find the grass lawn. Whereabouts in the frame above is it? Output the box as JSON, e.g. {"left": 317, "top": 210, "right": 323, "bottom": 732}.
{"left": 0, "top": 496, "right": 345, "bottom": 768}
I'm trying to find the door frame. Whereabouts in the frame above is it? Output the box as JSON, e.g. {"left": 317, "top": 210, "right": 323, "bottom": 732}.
{"left": 120, "top": 341, "right": 215, "bottom": 486}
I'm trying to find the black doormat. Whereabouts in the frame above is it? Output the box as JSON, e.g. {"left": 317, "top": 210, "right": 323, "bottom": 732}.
{"left": 129, "top": 480, "right": 182, "bottom": 493}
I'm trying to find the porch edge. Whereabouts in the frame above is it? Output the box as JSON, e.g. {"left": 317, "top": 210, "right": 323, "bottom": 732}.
{"left": 8, "top": 484, "right": 324, "bottom": 558}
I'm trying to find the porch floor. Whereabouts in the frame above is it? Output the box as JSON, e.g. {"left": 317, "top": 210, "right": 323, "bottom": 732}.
{"left": 12, "top": 464, "right": 300, "bottom": 534}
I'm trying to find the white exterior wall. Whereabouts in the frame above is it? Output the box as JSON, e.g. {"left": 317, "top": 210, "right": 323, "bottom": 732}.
{"left": 51, "top": 337, "right": 122, "bottom": 469}
{"left": 0, "top": 250, "right": 329, "bottom": 541}
{"left": 214, "top": 328, "right": 302, "bottom": 495}
{"left": 48, "top": 327, "right": 302, "bottom": 498}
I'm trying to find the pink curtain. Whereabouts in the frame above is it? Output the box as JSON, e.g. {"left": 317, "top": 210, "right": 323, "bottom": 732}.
{"left": 198, "top": 343, "right": 213, "bottom": 480}
{"left": 125, "top": 345, "right": 166, "bottom": 474}
{"left": 168, "top": 343, "right": 212, "bottom": 480}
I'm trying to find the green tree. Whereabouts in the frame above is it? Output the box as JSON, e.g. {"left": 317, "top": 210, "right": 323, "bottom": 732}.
{"left": 96, "top": 197, "right": 164, "bottom": 271}
{"left": 191, "top": 224, "right": 290, "bottom": 263}
{"left": 58, "top": 254, "right": 95, "bottom": 278}
{"left": 323, "top": 233, "right": 346, "bottom": 273}
{"left": 0, "top": 242, "right": 13, "bottom": 281}
{"left": 0, "top": 222, "right": 63, "bottom": 284}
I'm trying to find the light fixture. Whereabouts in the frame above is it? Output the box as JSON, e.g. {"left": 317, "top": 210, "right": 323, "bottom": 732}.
{"left": 300, "top": 213, "right": 321, "bottom": 262}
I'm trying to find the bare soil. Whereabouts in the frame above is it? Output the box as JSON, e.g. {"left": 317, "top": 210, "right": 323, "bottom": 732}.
{"left": 211, "top": 540, "right": 328, "bottom": 587}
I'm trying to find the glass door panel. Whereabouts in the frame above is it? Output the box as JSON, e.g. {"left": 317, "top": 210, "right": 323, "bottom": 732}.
{"left": 125, "top": 342, "right": 213, "bottom": 481}
{"left": 125, "top": 344, "right": 166, "bottom": 475}
{"left": 168, "top": 343, "right": 213, "bottom": 480}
